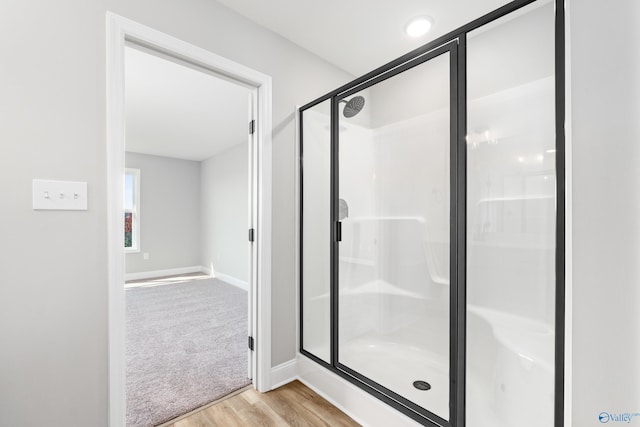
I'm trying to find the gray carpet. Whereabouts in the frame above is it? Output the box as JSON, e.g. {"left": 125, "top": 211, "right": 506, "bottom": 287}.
{"left": 126, "top": 278, "right": 250, "bottom": 427}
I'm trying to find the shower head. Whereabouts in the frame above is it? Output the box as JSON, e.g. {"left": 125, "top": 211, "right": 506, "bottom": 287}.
{"left": 340, "top": 96, "right": 365, "bottom": 118}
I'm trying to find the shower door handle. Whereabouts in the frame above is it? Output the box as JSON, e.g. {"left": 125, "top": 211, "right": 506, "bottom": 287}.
{"left": 335, "top": 221, "right": 342, "bottom": 242}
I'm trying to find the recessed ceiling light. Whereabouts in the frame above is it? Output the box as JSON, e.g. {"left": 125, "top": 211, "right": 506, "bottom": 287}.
{"left": 405, "top": 16, "right": 433, "bottom": 38}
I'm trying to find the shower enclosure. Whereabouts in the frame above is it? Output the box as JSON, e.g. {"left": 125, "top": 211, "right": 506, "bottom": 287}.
{"left": 299, "top": 1, "right": 564, "bottom": 426}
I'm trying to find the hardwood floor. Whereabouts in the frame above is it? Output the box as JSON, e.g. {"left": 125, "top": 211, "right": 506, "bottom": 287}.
{"left": 164, "top": 380, "right": 361, "bottom": 427}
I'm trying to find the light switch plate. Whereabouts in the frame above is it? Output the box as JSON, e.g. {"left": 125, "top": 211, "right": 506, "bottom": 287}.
{"left": 33, "top": 179, "right": 88, "bottom": 211}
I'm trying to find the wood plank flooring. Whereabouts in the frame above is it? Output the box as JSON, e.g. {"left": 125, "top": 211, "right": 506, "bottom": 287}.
{"left": 164, "top": 380, "right": 361, "bottom": 427}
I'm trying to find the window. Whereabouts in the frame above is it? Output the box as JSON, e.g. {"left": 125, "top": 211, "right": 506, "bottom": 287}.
{"left": 124, "top": 168, "right": 140, "bottom": 252}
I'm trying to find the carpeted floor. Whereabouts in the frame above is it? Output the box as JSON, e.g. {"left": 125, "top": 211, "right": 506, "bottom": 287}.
{"left": 125, "top": 277, "right": 250, "bottom": 427}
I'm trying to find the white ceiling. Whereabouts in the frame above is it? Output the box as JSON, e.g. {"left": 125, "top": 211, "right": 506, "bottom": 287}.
{"left": 216, "top": 0, "right": 513, "bottom": 76}
{"left": 125, "top": 46, "right": 250, "bottom": 161}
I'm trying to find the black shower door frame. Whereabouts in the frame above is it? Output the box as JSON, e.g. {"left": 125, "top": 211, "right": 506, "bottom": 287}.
{"left": 298, "top": 0, "right": 565, "bottom": 425}
{"left": 331, "top": 40, "right": 461, "bottom": 427}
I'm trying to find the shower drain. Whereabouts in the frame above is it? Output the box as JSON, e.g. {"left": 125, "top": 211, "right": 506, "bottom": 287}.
{"left": 413, "top": 380, "right": 432, "bottom": 391}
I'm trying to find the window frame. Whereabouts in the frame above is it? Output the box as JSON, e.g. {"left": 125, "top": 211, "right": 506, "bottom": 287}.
{"left": 124, "top": 168, "right": 141, "bottom": 253}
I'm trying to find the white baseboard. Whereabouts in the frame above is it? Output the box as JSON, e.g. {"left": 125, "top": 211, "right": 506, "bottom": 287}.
{"left": 125, "top": 265, "right": 206, "bottom": 282}
{"left": 270, "top": 359, "right": 297, "bottom": 390}
{"left": 214, "top": 272, "right": 249, "bottom": 291}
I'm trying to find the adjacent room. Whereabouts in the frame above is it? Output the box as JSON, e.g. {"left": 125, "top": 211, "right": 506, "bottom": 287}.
{"left": 123, "top": 45, "right": 253, "bottom": 426}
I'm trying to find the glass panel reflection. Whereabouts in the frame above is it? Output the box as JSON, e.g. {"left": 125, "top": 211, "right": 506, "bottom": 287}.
{"left": 466, "top": 3, "right": 556, "bottom": 427}
{"left": 301, "top": 99, "right": 332, "bottom": 362}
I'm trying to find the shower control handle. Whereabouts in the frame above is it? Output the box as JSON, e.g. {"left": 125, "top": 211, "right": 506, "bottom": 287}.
{"left": 335, "top": 221, "right": 342, "bottom": 242}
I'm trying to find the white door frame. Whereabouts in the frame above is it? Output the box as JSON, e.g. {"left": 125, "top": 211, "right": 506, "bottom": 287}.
{"left": 106, "top": 13, "right": 272, "bottom": 427}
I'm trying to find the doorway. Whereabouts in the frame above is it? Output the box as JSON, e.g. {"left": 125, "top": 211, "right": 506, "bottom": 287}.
{"left": 107, "top": 14, "right": 272, "bottom": 427}
{"left": 124, "top": 41, "right": 255, "bottom": 426}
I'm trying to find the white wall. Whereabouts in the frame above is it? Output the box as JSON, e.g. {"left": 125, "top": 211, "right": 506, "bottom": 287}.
{"left": 0, "top": 1, "right": 353, "bottom": 425}
{"left": 125, "top": 152, "right": 201, "bottom": 274}
{"left": 569, "top": 0, "right": 640, "bottom": 425}
{"left": 201, "top": 143, "right": 248, "bottom": 283}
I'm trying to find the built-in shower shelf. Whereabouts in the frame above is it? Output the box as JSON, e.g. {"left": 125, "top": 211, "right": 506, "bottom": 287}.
{"left": 476, "top": 194, "right": 554, "bottom": 204}
{"left": 342, "top": 279, "right": 424, "bottom": 299}
{"left": 338, "top": 256, "right": 374, "bottom": 266}
{"left": 346, "top": 216, "right": 426, "bottom": 222}
{"left": 468, "top": 305, "right": 554, "bottom": 372}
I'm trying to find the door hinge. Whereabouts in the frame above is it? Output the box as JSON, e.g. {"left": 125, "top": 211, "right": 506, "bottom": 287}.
{"left": 249, "top": 119, "right": 256, "bottom": 135}
{"left": 336, "top": 221, "right": 342, "bottom": 242}
{"left": 248, "top": 228, "right": 255, "bottom": 242}
{"left": 248, "top": 336, "right": 254, "bottom": 351}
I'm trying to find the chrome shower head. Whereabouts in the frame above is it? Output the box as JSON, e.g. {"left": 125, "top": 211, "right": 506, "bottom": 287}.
{"left": 340, "top": 96, "right": 365, "bottom": 118}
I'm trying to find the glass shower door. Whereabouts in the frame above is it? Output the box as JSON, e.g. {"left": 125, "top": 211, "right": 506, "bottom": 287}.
{"left": 336, "top": 44, "right": 456, "bottom": 422}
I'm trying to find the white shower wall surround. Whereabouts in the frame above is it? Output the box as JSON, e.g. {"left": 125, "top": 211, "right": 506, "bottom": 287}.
{"left": 467, "top": 76, "right": 556, "bottom": 324}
